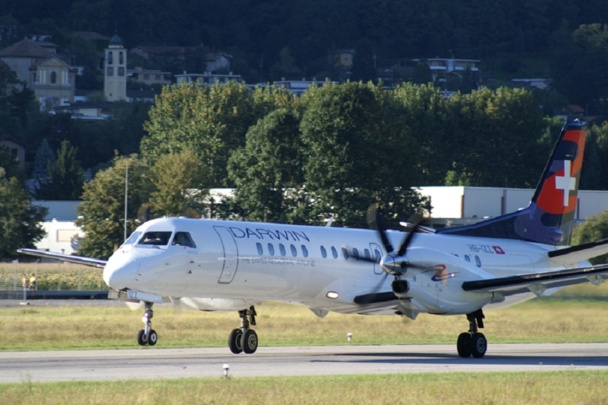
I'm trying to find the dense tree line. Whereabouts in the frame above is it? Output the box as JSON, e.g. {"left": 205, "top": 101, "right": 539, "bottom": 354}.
{"left": 5, "top": 0, "right": 607, "bottom": 60}
{"left": 77, "top": 81, "right": 564, "bottom": 258}
{"left": 3, "top": 1, "right": 608, "bottom": 86}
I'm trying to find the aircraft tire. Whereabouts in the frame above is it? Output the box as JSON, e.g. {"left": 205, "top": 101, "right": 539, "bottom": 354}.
{"left": 148, "top": 330, "right": 158, "bottom": 346}
{"left": 137, "top": 329, "right": 147, "bottom": 346}
{"left": 228, "top": 328, "right": 243, "bottom": 354}
{"left": 243, "top": 329, "right": 258, "bottom": 354}
{"left": 457, "top": 332, "right": 472, "bottom": 358}
{"left": 471, "top": 333, "right": 487, "bottom": 358}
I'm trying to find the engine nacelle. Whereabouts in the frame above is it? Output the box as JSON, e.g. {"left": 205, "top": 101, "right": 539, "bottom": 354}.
{"left": 389, "top": 247, "right": 498, "bottom": 314}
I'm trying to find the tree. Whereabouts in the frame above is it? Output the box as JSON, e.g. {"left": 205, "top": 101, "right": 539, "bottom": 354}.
{"left": 32, "top": 138, "right": 55, "bottom": 184}
{"left": 572, "top": 210, "right": 608, "bottom": 264}
{"left": 36, "top": 140, "right": 84, "bottom": 200}
{"left": 444, "top": 87, "right": 547, "bottom": 187}
{"left": 350, "top": 39, "right": 377, "bottom": 83}
{"left": 0, "top": 60, "right": 25, "bottom": 137}
{"left": 76, "top": 155, "right": 151, "bottom": 259}
{"left": 270, "top": 47, "right": 301, "bottom": 80}
{"left": 142, "top": 82, "right": 258, "bottom": 186}
{"left": 393, "top": 83, "right": 451, "bottom": 185}
{"left": 299, "top": 82, "right": 425, "bottom": 227}
{"left": 149, "top": 149, "right": 211, "bottom": 218}
{"left": 0, "top": 145, "right": 23, "bottom": 181}
{"left": 551, "top": 23, "right": 608, "bottom": 108}
{"left": 0, "top": 168, "right": 47, "bottom": 258}
{"left": 228, "top": 108, "right": 303, "bottom": 223}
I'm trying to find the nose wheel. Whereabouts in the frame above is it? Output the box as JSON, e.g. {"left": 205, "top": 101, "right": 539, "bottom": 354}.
{"left": 228, "top": 306, "right": 258, "bottom": 354}
{"left": 137, "top": 302, "right": 158, "bottom": 346}
{"left": 457, "top": 309, "right": 486, "bottom": 358}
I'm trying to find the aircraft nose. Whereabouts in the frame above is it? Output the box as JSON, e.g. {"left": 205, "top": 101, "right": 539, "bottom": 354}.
{"left": 103, "top": 254, "right": 139, "bottom": 290}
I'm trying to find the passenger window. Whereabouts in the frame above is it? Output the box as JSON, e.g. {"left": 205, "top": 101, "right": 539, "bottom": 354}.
{"left": 279, "top": 244, "right": 286, "bottom": 256}
{"left": 331, "top": 246, "right": 338, "bottom": 259}
{"left": 475, "top": 255, "right": 482, "bottom": 267}
{"left": 171, "top": 232, "right": 196, "bottom": 248}
{"left": 320, "top": 246, "right": 327, "bottom": 258}
{"left": 268, "top": 243, "right": 275, "bottom": 256}
{"left": 256, "top": 243, "right": 263, "bottom": 255}
{"left": 139, "top": 231, "right": 172, "bottom": 246}
{"left": 364, "top": 249, "right": 371, "bottom": 260}
{"left": 342, "top": 247, "right": 350, "bottom": 260}
{"left": 465, "top": 255, "right": 471, "bottom": 263}
{"left": 374, "top": 249, "right": 382, "bottom": 262}
{"left": 301, "top": 245, "right": 308, "bottom": 257}
{"left": 352, "top": 248, "right": 359, "bottom": 259}
{"left": 290, "top": 244, "right": 297, "bottom": 257}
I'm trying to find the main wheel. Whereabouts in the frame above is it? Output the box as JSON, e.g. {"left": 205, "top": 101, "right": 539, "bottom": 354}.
{"left": 471, "top": 333, "right": 487, "bottom": 358}
{"left": 242, "top": 329, "right": 258, "bottom": 354}
{"left": 457, "top": 332, "right": 472, "bottom": 358}
{"left": 137, "top": 329, "right": 147, "bottom": 346}
{"left": 228, "top": 328, "right": 243, "bottom": 354}
{"left": 148, "top": 330, "right": 158, "bottom": 346}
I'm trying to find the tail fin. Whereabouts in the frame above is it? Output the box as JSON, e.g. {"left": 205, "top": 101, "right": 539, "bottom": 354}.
{"left": 437, "top": 120, "right": 587, "bottom": 246}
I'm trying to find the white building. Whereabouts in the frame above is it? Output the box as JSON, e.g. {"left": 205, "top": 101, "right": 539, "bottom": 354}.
{"left": 419, "top": 187, "right": 608, "bottom": 228}
{"left": 33, "top": 201, "right": 82, "bottom": 255}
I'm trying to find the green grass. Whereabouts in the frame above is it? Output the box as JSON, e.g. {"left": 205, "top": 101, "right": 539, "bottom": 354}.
{"left": 0, "top": 263, "right": 105, "bottom": 291}
{"left": 1, "top": 298, "right": 608, "bottom": 351}
{"left": 1, "top": 371, "right": 607, "bottom": 404}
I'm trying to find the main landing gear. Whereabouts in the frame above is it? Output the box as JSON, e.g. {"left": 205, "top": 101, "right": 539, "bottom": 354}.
{"left": 228, "top": 306, "right": 259, "bottom": 354}
{"left": 457, "top": 309, "right": 487, "bottom": 358}
{"left": 137, "top": 302, "right": 158, "bottom": 346}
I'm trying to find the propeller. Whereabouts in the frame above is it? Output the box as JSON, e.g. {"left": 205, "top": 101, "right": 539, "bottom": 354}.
{"left": 347, "top": 205, "right": 427, "bottom": 305}
{"left": 367, "top": 204, "right": 425, "bottom": 275}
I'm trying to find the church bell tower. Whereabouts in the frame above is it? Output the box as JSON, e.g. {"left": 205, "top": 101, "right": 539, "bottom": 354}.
{"left": 104, "top": 34, "right": 127, "bottom": 101}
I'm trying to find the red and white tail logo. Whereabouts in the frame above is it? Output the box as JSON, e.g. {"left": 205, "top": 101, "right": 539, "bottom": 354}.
{"left": 535, "top": 126, "right": 586, "bottom": 215}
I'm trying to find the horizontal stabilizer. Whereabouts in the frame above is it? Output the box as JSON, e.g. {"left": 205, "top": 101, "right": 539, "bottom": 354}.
{"left": 17, "top": 248, "right": 107, "bottom": 268}
{"left": 548, "top": 238, "right": 608, "bottom": 265}
{"left": 462, "top": 263, "right": 608, "bottom": 295}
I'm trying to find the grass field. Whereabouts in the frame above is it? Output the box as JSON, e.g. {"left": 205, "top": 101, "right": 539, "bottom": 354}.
{"left": 1, "top": 295, "right": 608, "bottom": 350}
{"left": 1, "top": 371, "right": 607, "bottom": 404}
{"left": 0, "top": 263, "right": 105, "bottom": 291}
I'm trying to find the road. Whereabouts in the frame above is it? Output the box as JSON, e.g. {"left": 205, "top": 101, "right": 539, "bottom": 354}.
{"left": 1, "top": 343, "right": 607, "bottom": 383}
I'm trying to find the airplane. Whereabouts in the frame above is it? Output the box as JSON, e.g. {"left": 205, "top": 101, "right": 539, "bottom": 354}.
{"left": 18, "top": 119, "right": 608, "bottom": 358}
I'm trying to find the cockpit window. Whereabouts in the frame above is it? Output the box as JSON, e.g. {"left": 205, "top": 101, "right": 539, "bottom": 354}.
{"left": 171, "top": 232, "right": 196, "bottom": 248}
{"left": 124, "top": 231, "right": 142, "bottom": 245}
{"left": 139, "top": 231, "right": 172, "bottom": 246}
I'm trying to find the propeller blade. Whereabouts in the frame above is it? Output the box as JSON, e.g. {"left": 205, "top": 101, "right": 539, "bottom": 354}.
{"left": 367, "top": 204, "right": 393, "bottom": 254}
{"left": 396, "top": 214, "right": 424, "bottom": 256}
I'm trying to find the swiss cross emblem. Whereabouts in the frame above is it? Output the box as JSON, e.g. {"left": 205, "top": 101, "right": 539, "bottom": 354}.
{"left": 493, "top": 246, "right": 505, "bottom": 254}
{"left": 555, "top": 160, "right": 576, "bottom": 207}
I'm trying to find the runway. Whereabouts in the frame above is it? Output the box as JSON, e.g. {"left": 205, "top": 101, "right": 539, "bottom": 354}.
{"left": 1, "top": 343, "right": 608, "bottom": 383}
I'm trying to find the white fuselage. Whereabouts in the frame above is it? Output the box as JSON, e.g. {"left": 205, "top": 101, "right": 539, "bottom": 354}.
{"left": 103, "top": 217, "right": 577, "bottom": 316}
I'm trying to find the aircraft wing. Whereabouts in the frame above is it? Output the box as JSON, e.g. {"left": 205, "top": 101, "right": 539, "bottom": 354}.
{"left": 461, "top": 263, "right": 608, "bottom": 296}
{"left": 548, "top": 238, "right": 608, "bottom": 265}
{"left": 17, "top": 248, "right": 107, "bottom": 269}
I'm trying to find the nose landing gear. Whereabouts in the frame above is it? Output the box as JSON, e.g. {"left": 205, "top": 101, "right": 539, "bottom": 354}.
{"left": 137, "top": 302, "right": 158, "bottom": 346}
{"left": 228, "top": 306, "right": 258, "bottom": 354}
